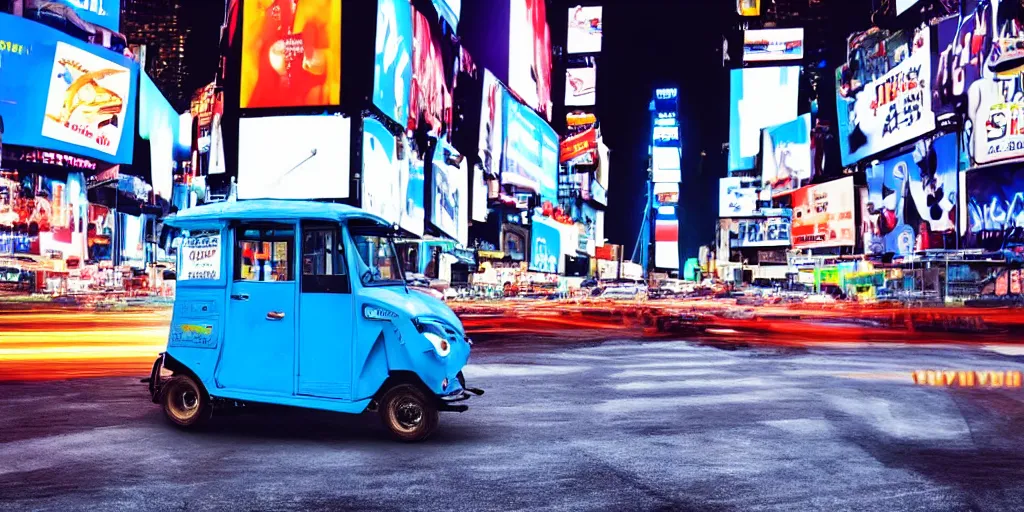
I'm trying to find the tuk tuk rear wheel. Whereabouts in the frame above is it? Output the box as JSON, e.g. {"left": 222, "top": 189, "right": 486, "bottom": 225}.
{"left": 161, "top": 375, "right": 211, "bottom": 429}
{"left": 380, "top": 384, "right": 439, "bottom": 442}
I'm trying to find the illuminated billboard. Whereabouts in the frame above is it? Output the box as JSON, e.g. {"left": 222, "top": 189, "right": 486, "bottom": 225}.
{"left": 432, "top": 0, "right": 461, "bottom": 30}
{"left": 65, "top": 0, "right": 121, "bottom": 32}
{"left": 431, "top": 139, "right": 469, "bottom": 246}
{"left": 140, "top": 72, "right": 186, "bottom": 201}
{"left": 737, "top": 0, "right": 760, "bottom": 16}
{"left": 743, "top": 29, "right": 804, "bottom": 63}
{"left": 567, "top": 6, "right": 602, "bottom": 54}
{"left": 862, "top": 151, "right": 915, "bottom": 256}
{"left": 239, "top": 0, "right": 341, "bottom": 109}
{"left": 762, "top": 113, "right": 812, "bottom": 197}
{"left": 835, "top": 26, "right": 934, "bottom": 167}
{"left": 529, "top": 215, "right": 561, "bottom": 273}
{"left": 503, "top": 91, "right": 559, "bottom": 205}
{"left": 0, "top": 14, "right": 138, "bottom": 164}
{"left": 654, "top": 215, "right": 679, "bottom": 270}
{"left": 565, "top": 64, "right": 596, "bottom": 106}
{"left": 362, "top": 117, "right": 425, "bottom": 236}
{"left": 478, "top": 70, "right": 504, "bottom": 191}
{"left": 508, "top": 0, "right": 553, "bottom": 121}
{"left": 896, "top": 0, "right": 920, "bottom": 15}
{"left": 965, "top": 164, "right": 1024, "bottom": 251}
{"left": 791, "top": 177, "right": 856, "bottom": 248}
{"left": 719, "top": 177, "right": 760, "bottom": 218}
{"left": 729, "top": 66, "right": 800, "bottom": 171}
{"left": 373, "top": 0, "right": 414, "bottom": 126}
{"left": 237, "top": 115, "right": 351, "bottom": 200}
{"left": 731, "top": 217, "right": 792, "bottom": 248}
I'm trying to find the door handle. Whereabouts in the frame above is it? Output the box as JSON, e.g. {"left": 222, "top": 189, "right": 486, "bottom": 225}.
{"left": 231, "top": 294, "right": 249, "bottom": 301}
{"left": 266, "top": 311, "right": 285, "bottom": 321}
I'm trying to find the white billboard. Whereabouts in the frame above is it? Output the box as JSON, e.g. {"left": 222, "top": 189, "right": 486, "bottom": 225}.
{"left": 743, "top": 28, "right": 804, "bottom": 62}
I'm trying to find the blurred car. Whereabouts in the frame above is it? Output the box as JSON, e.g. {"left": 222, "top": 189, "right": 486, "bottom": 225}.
{"left": 598, "top": 279, "right": 648, "bottom": 299}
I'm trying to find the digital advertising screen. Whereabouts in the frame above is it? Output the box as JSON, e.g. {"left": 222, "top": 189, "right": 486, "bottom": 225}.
{"left": 503, "top": 91, "right": 559, "bottom": 205}
{"left": 431, "top": 0, "right": 461, "bottom": 30}
{"left": 478, "top": 70, "right": 505, "bottom": 188}
{"left": 239, "top": 0, "right": 341, "bottom": 109}
{"left": 565, "top": 65, "right": 596, "bottom": 107}
{"left": 762, "top": 113, "right": 812, "bottom": 197}
{"left": 728, "top": 66, "right": 800, "bottom": 171}
{"left": 508, "top": 0, "right": 553, "bottom": 121}
{"left": 65, "top": 0, "right": 121, "bottom": 32}
{"left": 719, "top": 177, "right": 761, "bottom": 218}
{"left": 409, "top": 6, "right": 451, "bottom": 135}
{"left": 836, "top": 26, "right": 934, "bottom": 167}
{"left": 732, "top": 217, "right": 792, "bottom": 248}
{"left": 965, "top": 164, "right": 1024, "bottom": 251}
{"left": 791, "top": 177, "right": 856, "bottom": 249}
{"left": 0, "top": 14, "right": 138, "bottom": 164}
{"left": 237, "top": 115, "right": 350, "bottom": 200}
{"left": 743, "top": 28, "right": 804, "bottom": 63}
{"left": 863, "top": 151, "right": 915, "bottom": 256}
{"left": 655, "top": 215, "right": 680, "bottom": 270}
{"left": 361, "top": 117, "right": 401, "bottom": 227}
{"left": 910, "top": 133, "right": 958, "bottom": 249}
{"left": 140, "top": 72, "right": 187, "bottom": 201}
{"left": 373, "top": 0, "right": 414, "bottom": 126}
{"left": 430, "top": 139, "right": 469, "bottom": 246}
{"left": 967, "top": 63, "right": 1024, "bottom": 164}
{"left": 567, "top": 6, "right": 602, "bottom": 54}
{"left": 737, "top": 0, "right": 760, "bottom": 16}
{"left": 529, "top": 215, "right": 561, "bottom": 273}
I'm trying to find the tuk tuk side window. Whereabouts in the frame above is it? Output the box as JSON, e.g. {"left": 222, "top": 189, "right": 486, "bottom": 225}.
{"left": 301, "top": 223, "right": 349, "bottom": 294}
{"left": 235, "top": 225, "right": 294, "bottom": 282}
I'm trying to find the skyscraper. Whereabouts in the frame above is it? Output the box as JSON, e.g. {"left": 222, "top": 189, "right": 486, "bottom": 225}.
{"left": 121, "top": 0, "right": 190, "bottom": 110}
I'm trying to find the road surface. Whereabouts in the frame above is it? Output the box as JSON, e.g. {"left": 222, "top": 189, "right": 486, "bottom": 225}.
{"left": 2, "top": 337, "right": 1024, "bottom": 511}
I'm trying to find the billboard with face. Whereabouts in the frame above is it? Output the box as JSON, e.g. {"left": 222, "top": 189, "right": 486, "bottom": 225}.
{"left": 762, "top": 113, "right": 812, "bottom": 197}
{"left": 240, "top": 0, "right": 342, "bottom": 109}
{"left": 791, "top": 177, "right": 856, "bottom": 248}
{"left": 508, "top": 0, "right": 553, "bottom": 121}
{"left": 0, "top": 15, "right": 138, "bottom": 164}
{"left": 373, "top": 0, "right": 414, "bottom": 125}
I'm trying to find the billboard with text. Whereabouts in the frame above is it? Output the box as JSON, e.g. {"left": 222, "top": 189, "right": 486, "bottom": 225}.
{"left": 791, "top": 177, "right": 856, "bottom": 248}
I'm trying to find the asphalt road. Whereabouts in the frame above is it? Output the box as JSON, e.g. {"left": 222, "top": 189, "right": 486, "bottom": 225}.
{"left": 2, "top": 338, "right": 1024, "bottom": 511}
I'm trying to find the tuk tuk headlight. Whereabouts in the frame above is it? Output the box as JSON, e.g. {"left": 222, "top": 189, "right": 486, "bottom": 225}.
{"left": 415, "top": 320, "right": 452, "bottom": 357}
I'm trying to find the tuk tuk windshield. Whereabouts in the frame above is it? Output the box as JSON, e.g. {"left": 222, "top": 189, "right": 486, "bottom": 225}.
{"left": 350, "top": 229, "right": 404, "bottom": 287}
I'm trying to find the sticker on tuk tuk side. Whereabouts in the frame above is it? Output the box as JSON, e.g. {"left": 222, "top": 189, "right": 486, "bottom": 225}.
{"left": 169, "top": 323, "right": 217, "bottom": 348}
{"left": 180, "top": 231, "right": 221, "bottom": 281}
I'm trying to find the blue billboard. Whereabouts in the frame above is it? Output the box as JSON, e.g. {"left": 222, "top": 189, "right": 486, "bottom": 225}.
{"left": 529, "top": 216, "right": 560, "bottom": 273}
{"left": 863, "top": 151, "right": 916, "bottom": 256}
{"left": 728, "top": 66, "right": 800, "bottom": 171}
{"left": 373, "top": 0, "right": 414, "bottom": 126}
{"left": 0, "top": 13, "right": 137, "bottom": 164}
{"left": 65, "top": 0, "right": 121, "bottom": 32}
{"left": 503, "top": 94, "right": 558, "bottom": 205}
{"left": 139, "top": 71, "right": 186, "bottom": 200}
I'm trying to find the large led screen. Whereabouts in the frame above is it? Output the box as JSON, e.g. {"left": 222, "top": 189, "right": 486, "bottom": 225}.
{"left": 409, "top": 6, "right": 451, "bottom": 135}
{"left": 966, "top": 2, "right": 1024, "bottom": 166}
{"left": 732, "top": 217, "right": 792, "bottom": 248}
{"left": 237, "top": 115, "right": 350, "bottom": 200}
{"left": 431, "top": 0, "right": 461, "bottom": 30}
{"left": 239, "top": 0, "right": 341, "bottom": 109}
{"left": 140, "top": 72, "right": 186, "bottom": 201}
{"left": 743, "top": 29, "right": 804, "bottom": 63}
{"left": 431, "top": 139, "right": 469, "bottom": 246}
{"left": 654, "top": 215, "right": 679, "bottom": 270}
{"left": 862, "top": 151, "right": 916, "bottom": 256}
{"left": 965, "top": 165, "right": 1024, "bottom": 251}
{"left": 362, "top": 117, "right": 425, "bottom": 236}
{"left": 0, "top": 14, "right": 137, "bottom": 164}
{"left": 567, "top": 6, "right": 602, "bottom": 54}
{"left": 373, "top": 0, "right": 414, "bottom": 126}
{"left": 565, "top": 65, "right": 596, "bottom": 107}
{"left": 791, "top": 177, "right": 856, "bottom": 249}
{"left": 762, "top": 113, "right": 812, "bottom": 197}
{"left": 836, "top": 26, "right": 934, "bottom": 167}
{"left": 503, "top": 92, "right": 559, "bottom": 205}
{"left": 728, "top": 66, "right": 800, "bottom": 171}
{"left": 64, "top": 0, "right": 121, "bottom": 32}
{"left": 719, "top": 177, "right": 760, "bottom": 218}
{"left": 478, "top": 70, "right": 504, "bottom": 188}
{"left": 529, "top": 216, "right": 561, "bottom": 273}
{"left": 508, "top": 0, "right": 553, "bottom": 121}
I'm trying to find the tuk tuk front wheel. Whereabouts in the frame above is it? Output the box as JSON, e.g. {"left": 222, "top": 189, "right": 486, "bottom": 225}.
{"left": 380, "top": 384, "right": 439, "bottom": 442}
{"left": 161, "top": 375, "right": 211, "bottom": 429}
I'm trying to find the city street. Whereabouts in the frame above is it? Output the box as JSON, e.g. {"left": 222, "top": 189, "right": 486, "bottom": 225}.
{"left": 3, "top": 336, "right": 1024, "bottom": 511}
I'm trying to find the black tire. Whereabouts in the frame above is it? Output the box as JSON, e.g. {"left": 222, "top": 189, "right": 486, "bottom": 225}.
{"left": 379, "top": 384, "right": 439, "bottom": 442}
{"left": 161, "top": 375, "right": 212, "bottom": 429}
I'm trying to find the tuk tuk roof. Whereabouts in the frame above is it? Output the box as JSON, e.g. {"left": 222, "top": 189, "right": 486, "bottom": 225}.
{"left": 164, "top": 199, "right": 390, "bottom": 228}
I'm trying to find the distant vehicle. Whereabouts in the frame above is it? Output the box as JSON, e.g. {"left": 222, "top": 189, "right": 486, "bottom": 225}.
{"left": 598, "top": 279, "right": 648, "bottom": 299}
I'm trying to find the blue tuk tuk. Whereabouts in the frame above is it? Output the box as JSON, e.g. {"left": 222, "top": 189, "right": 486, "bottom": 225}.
{"left": 144, "top": 200, "right": 482, "bottom": 441}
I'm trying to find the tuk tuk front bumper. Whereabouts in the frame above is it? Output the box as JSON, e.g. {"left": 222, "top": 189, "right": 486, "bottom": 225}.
{"left": 436, "top": 372, "right": 484, "bottom": 412}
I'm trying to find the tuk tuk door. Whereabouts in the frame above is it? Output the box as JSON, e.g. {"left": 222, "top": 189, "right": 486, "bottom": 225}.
{"left": 296, "top": 222, "right": 354, "bottom": 399}
{"left": 216, "top": 223, "right": 297, "bottom": 395}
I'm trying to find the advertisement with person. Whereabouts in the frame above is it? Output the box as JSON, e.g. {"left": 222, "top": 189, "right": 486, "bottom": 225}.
{"left": 373, "top": 0, "right": 414, "bottom": 126}
{"left": 743, "top": 28, "right": 804, "bottom": 63}
{"left": 431, "top": 139, "right": 468, "bottom": 246}
{"left": 503, "top": 93, "right": 559, "bottom": 205}
{"left": 237, "top": 115, "right": 351, "bottom": 200}
{"left": 565, "top": 63, "right": 596, "bottom": 106}
{"left": 0, "top": 15, "right": 138, "bottom": 164}
{"left": 729, "top": 66, "right": 800, "bottom": 171}
{"left": 719, "top": 177, "right": 760, "bottom": 218}
{"left": 965, "top": 1, "right": 1024, "bottom": 165}
{"left": 478, "top": 70, "right": 505, "bottom": 194}
{"left": 908, "top": 133, "right": 958, "bottom": 249}
{"left": 63, "top": 0, "right": 121, "bottom": 32}
{"left": 239, "top": 0, "right": 341, "bottom": 109}
{"left": 863, "top": 151, "right": 915, "bottom": 256}
{"left": 409, "top": 6, "right": 451, "bottom": 135}
{"left": 965, "top": 164, "right": 1024, "bottom": 251}
{"left": 791, "top": 177, "right": 856, "bottom": 248}
{"left": 362, "top": 117, "right": 402, "bottom": 227}
{"left": 732, "top": 217, "right": 792, "bottom": 248}
{"left": 567, "top": 5, "right": 602, "bottom": 54}
{"left": 762, "top": 113, "right": 812, "bottom": 197}
{"left": 508, "top": 0, "right": 552, "bottom": 121}
{"left": 836, "top": 26, "right": 935, "bottom": 167}
{"left": 529, "top": 215, "right": 561, "bottom": 273}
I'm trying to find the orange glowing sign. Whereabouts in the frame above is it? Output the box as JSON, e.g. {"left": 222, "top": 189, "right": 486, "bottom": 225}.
{"left": 912, "top": 370, "right": 1023, "bottom": 388}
